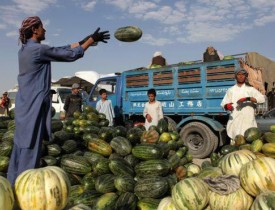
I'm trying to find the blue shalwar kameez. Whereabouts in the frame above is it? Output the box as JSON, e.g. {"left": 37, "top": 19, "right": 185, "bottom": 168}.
{"left": 7, "top": 39, "right": 84, "bottom": 185}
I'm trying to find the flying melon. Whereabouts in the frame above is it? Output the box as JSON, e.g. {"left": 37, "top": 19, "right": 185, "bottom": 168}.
{"left": 114, "top": 26, "right": 142, "bottom": 42}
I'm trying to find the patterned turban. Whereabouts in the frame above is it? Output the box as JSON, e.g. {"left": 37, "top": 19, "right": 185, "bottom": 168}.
{"left": 19, "top": 16, "right": 42, "bottom": 44}
{"left": 235, "top": 68, "right": 248, "bottom": 76}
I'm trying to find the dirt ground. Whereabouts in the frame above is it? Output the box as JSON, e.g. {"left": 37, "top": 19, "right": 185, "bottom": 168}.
{"left": 193, "top": 158, "right": 211, "bottom": 167}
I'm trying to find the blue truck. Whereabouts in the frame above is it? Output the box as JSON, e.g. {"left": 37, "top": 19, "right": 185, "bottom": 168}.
{"left": 86, "top": 57, "right": 244, "bottom": 158}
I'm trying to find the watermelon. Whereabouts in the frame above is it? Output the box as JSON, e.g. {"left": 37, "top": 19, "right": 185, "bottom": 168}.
{"left": 223, "top": 55, "right": 234, "bottom": 60}
{"left": 114, "top": 175, "right": 136, "bottom": 192}
{"left": 244, "top": 127, "right": 261, "bottom": 143}
{"left": 115, "top": 192, "right": 138, "bottom": 210}
{"left": 94, "top": 192, "right": 118, "bottom": 210}
{"left": 0, "top": 156, "right": 9, "bottom": 172}
{"left": 270, "top": 125, "right": 275, "bottom": 133}
{"left": 95, "top": 174, "right": 116, "bottom": 193}
{"left": 0, "top": 176, "right": 14, "bottom": 210}
{"left": 262, "top": 143, "right": 275, "bottom": 158}
{"left": 114, "top": 26, "right": 142, "bottom": 42}
{"left": 172, "top": 177, "right": 209, "bottom": 210}
{"left": 251, "top": 191, "right": 275, "bottom": 210}
{"left": 234, "top": 134, "right": 246, "bottom": 146}
{"left": 137, "top": 198, "right": 160, "bottom": 210}
{"left": 157, "top": 118, "right": 168, "bottom": 134}
{"left": 159, "top": 132, "right": 172, "bottom": 142}
{"left": 263, "top": 132, "right": 275, "bottom": 143}
{"left": 134, "top": 176, "right": 169, "bottom": 199}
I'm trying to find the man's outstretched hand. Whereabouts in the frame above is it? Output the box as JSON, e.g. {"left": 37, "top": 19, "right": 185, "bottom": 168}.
{"left": 91, "top": 27, "right": 110, "bottom": 43}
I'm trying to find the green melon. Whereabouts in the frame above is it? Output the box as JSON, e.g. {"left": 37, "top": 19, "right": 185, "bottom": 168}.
{"left": 244, "top": 127, "right": 261, "bottom": 143}
{"left": 157, "top": 118, "right": 168, "bottom": 134}
{"left": 114, "top": 26, "right": 142, "bottom": 42}
{"left": 270, "top": 125, "right": 275, "bottom": 133}
{"left": 251, "top": 191, "right": 275, "bottom": 210}
{"left": 263, "top": 132, "right": 275, "bottom": 143}
{"left": 223, "top": 55, "right": 234, "bottom": 60}
{"left": 234, "top": 134, "right": 246, "bottom": 146}
{"left": 159, "top": 132, "right": 172, "bottom": 142}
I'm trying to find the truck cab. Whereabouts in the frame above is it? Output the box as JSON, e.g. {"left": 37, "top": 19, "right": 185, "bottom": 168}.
{"left": 86, "top": 75, "right": 122, "bottom": 119}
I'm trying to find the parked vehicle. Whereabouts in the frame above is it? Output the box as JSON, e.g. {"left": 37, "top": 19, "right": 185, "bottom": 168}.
{"left": 256, "top": 108, "right": 275, "bottom": 133}
{"left": 50, "top": 86, "right": 72, "bottom": 120}
{"left": 85, "top": 53, "right": 274, "bottom": 158}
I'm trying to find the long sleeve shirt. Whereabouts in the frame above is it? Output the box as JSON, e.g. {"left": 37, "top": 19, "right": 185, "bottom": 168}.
{"left": 221, "top": 83, "right": 265, "bottom": 139}
{"left": 96, "top": 99, "right": 115, "bottom": 126}
{"left": 15, "top": 39, "right": 84, "bottom": 148}
{"left": 143, "top": 100, "right": 163, "bottom": 130}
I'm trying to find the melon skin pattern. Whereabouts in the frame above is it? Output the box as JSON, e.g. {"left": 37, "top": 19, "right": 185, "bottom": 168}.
{"left": 114, "top": 26, "right": 142, "bottom": 42}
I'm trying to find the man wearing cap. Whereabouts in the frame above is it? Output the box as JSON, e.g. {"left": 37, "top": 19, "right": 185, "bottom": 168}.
{"left": 64, "top": 83, "right": 82, "bottom": 119}
{"left": 7, "top": 16, "right": 110, "bottom": 186}
{"left": 0, "top": 92, "right": 10, "bottom": 116}
{"left": 221, "top": 68, "right": 265, "bottom": 140}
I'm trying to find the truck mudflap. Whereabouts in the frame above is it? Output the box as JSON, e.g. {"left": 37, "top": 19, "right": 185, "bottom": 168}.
{"left": 177, "top": 116, "right": 227, "bottom": 158}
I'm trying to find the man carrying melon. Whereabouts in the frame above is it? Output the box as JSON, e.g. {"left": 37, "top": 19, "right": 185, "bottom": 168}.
{"left": 7, "top": 16, "right": 110, "bottom": 186}
{"left": 221, "top": 68, "right": 265, "bottom": 142}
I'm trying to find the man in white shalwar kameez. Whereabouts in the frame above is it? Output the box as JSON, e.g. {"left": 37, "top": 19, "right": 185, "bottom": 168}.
{"left": 143, "top": 88, "right": 164, "bottom": 130}
{"left": 221, "top": 68, "right": 265, "bottom": 139}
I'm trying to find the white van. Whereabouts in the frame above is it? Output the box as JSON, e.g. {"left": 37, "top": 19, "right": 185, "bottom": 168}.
{"left": 7, "top": 85, "right": 72, "bottom": 119}
{"left": 51, "top": 86, "right": 72, "bottom": 120}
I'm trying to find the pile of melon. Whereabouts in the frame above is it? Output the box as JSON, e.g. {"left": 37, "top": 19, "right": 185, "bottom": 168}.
{"left": 1, "top": 106, "right": 275, "bottom": 210}
{"left": 0, "top": 106, "right": 195, "bottom": 210}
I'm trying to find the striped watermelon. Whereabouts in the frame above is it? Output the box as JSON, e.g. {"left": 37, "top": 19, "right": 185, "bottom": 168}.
{"left": 134, "top": 176, "right": 169, "bottom": 199}
{"left": 240, "top": 157, "right": 275, "bottom": 196}
{"left": 171, "top": 177, "right": 209, "bottom": 210}
{"left": 250, "top": 191, "right": 275, "bottom": 210}
{"left": 209, "top": 187, "right": 253, "bottom": 210}
{"left": 15, "top": 166, "right": 70, "bottom": 210}
{"left": 0, "top": 176, "right": 14, "bottom": 210}
{"left": 114, "top": 26, "right": 142, "bottom": 42}
{"left": 157, "top": 197, "right": 177, "bottom": 210}
{"left": 219, "top": 149, "right": 256, "bottom": 176}
{"left": 94, "top": 192, "right": 118, "bottom": 210}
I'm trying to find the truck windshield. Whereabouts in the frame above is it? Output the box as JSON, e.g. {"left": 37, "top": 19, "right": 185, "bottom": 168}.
{"left": 89, "top": 78, "right": 116, "bottom": 102}
{"left": 58, "top": 88, "right": 72, "bottom": 103}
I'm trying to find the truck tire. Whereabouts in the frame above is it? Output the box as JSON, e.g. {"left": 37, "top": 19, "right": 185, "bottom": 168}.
{"left": 179, "top": 122, "right": 218, "bottom": 158}
{"left": 164, "top": 116, "right": 177, "bottom": 132}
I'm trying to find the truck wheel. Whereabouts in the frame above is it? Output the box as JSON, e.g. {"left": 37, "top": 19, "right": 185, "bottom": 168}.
{"left": 180, "top": 122, "right": 218, "bottom": 158}
{"left": 164, "top": 116, "right": 177, "bottom": 132}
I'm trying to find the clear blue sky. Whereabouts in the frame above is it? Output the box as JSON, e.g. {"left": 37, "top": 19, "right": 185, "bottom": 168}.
{"left": 0, "top": 0, "right": 275, "bottom": 94}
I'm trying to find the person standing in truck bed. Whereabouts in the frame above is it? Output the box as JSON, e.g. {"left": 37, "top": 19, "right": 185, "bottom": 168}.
{"left": 148, "top": 51, "right": 167, "bottom": 68}
{"left": 203, "top": 46, "right": 224, "bottom": 62}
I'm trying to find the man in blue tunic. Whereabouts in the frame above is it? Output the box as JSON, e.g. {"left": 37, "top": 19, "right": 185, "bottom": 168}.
{"left": 7, "top": 16, "right": 110, "bottom": 186}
